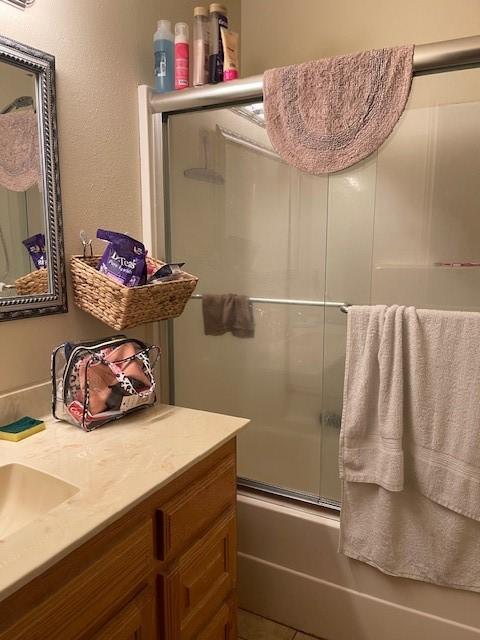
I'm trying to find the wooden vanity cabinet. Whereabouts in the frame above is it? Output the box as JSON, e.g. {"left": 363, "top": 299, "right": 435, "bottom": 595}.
{"left": 0, "top": 439, "right": 238, "bottom": 640}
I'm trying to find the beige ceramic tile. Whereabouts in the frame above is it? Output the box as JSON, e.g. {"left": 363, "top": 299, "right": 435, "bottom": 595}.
{"left": 238, "top": 609, "right": 296, "bottom": 640}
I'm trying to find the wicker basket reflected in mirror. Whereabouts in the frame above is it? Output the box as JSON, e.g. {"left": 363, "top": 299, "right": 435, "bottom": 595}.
{"left": 70, "top": 255, "right": 198, "bottom": 330}
{"left": 15, "top": 268, "right": 49, "bottom": 295}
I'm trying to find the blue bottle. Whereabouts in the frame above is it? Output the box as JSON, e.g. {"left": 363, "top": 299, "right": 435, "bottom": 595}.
{"left": 154, "top": 20, "right": 174, "bottom": 93}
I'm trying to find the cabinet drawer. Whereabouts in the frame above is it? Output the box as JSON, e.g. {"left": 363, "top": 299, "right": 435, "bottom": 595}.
{"left": 163, "top": 508, "right": 236, "bottom": 639}
{"left": 195, "top": 597, "right": 236, "bottom": 640}
{"left": 91, "top": 586, "right": 154, "bottom": 640}
{"left": 156, "top": 453, "right": 235, "bottom": 561}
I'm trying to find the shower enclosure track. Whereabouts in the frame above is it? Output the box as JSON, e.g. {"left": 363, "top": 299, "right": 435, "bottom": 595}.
{"left": 150, "top": 35, "right": 480, "bottom": 113}
{"left": 140, "top": 33, "right": 480, "bottom": 511}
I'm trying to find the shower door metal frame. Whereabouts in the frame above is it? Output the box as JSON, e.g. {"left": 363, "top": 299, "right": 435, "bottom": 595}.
{"left": 138, "top": 33, "right": 480, "bottom": 509}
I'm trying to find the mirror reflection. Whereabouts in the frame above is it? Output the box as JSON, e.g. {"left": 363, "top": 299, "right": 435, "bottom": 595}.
{"left": 0, "top": 59, "right": 48, "bottom": 297}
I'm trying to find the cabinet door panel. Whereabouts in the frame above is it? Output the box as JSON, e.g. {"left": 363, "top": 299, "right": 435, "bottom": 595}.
{"left": 91, "top": 587, "right": 154, "bottom": 640}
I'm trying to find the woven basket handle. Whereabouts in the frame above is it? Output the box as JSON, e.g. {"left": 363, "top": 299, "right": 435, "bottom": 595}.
{"left": 96, "top": 346, "right": 159, "bottom": 398}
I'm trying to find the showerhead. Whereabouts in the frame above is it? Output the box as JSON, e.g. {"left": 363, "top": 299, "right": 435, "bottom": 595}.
{"left": 0, "top": 95, "right": 34, "bottom": 114}
{"left": 183, "top": 167, "right": 224, "bottom": 185}
{"left": 184, "top": 130, "right": 224, "bottom": 185}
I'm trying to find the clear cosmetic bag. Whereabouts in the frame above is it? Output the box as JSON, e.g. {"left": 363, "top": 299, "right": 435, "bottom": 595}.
{"left": 52, "top": 335, "right": 159, "bottom": 431}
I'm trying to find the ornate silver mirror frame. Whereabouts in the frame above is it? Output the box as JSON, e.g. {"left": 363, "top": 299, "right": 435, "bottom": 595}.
{"left": 0, "top": 35, "right": 67, "bottom": 321}
{"left": 1, "top": 1, "right": 35, "bottom": 8}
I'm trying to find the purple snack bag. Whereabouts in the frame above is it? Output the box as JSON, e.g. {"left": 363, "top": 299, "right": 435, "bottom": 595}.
{"left": 96, "top": 229, "right": 147, "bottom": 287}
{"left": 23, "top": 233, "right": 46, "bottom": 270}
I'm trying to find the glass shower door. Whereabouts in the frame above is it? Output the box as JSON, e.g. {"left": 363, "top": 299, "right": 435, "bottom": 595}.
{"left": 167, "top": 104, "right": 339, "bottom": 502}
{"left": 318, "top": 66, "right": 480, "bottom": 498}
{"left": 164, "top": 66, "right": 480, "bottom": 508}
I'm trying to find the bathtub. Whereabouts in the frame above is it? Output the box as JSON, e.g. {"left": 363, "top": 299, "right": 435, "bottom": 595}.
{"left": 237, "top": 491, "right": 480, "bottom": 640}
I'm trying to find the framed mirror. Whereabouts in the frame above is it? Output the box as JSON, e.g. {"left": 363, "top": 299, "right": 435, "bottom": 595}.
{"left": 1, "top": 1, "right": 35, "bottom": 9}
{"left": 0, "top": 35, "right": 67, "bottom": 321}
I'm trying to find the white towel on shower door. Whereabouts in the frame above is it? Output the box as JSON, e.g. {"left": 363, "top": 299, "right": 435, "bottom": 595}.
{"left": 339, "top": 304, "right": 480, "bottom": 592}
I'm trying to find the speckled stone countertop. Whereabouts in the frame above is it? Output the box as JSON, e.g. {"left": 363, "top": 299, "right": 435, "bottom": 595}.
{"left": 0, "top": 403, "right": 249, "bottom": 602}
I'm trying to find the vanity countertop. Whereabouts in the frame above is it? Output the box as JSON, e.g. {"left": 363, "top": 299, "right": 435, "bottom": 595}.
{"left": 0, "top": 404, "right": 249, "bottom": 603}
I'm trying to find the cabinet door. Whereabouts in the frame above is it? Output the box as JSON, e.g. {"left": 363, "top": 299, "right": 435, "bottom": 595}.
{"left": 91, "top": 587, "right": 154, "bottom": 640}
{"left": 161, "top": 509, "right": 236, "bottom": 639}
{"left": 196, "top": 599, "right": 236, "bottom": 640}
{"left": 0, "top": 521, "right": 153, "bottom": 640}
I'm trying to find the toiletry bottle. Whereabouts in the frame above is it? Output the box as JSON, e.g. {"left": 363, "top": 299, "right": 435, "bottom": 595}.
{"left": 221, "top": 28, "right": 239, "bottom": 81}
{"left": 193, "top": 6, "right": 209, "bottom": 86}
{"left": 174, "top": 22, "right": 190, "bottom": 90}
{"left": 154, "top": 20, "right": 174, "bottom": 93}
{"left": 208, "top": 3, "right": 228, "bottom": 83}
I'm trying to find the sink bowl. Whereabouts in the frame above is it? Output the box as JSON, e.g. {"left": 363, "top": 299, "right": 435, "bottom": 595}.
{"left": 0, "top": 463, "right": 79, "bottom": 540}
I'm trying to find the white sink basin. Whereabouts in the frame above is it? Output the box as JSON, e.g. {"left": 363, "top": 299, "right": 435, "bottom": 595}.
{"left": 0, "top": 463, "right": 79, "bottom": 540}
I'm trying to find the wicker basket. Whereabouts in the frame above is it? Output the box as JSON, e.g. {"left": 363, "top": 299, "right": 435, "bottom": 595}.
{"left": 15, "top": 268, "right": 49, "bottom": 295}
{"left": 70, "top": 255, "right": 198, "bottom": 330}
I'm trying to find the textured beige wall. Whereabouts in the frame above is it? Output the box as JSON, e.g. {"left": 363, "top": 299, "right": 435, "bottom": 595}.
{"left": 0, "top": 0, "right": 239, "bottom": 394}
{"left": 241, "top": 0, "right": 480, "bottom": 74}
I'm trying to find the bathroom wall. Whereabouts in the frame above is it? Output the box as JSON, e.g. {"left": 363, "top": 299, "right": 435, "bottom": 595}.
{"left": 241, "top": 0, "right": 480, "bottom": 74}
{"left": 0, "top": 0, "right": 240, "bottom": 394}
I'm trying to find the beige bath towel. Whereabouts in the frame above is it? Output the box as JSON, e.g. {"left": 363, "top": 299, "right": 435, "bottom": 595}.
{"left": 339, "top": 305, "right": 480, "bottom": 592}
{"left": 202, "top": 294, "right": 255, "bottom": 338}
{"left": 264, "top": 46, "right": 414, "bottom": 175}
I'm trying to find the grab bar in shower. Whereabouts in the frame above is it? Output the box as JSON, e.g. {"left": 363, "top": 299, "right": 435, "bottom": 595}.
{"left": 190, "top": 293, "right": 351, "bottom": 313}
